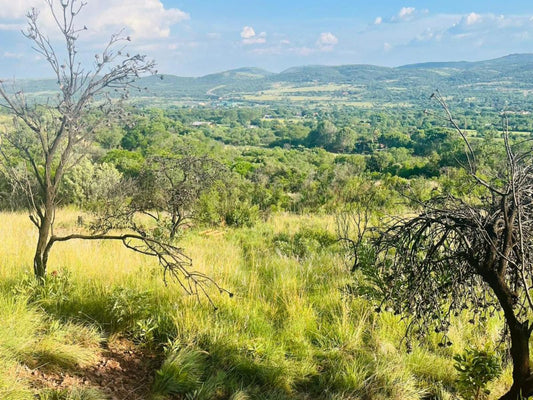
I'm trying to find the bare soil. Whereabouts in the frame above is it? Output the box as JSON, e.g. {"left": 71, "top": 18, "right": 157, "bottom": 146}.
{"left": 22, "top": 338, "right": 161, "bottom": 400}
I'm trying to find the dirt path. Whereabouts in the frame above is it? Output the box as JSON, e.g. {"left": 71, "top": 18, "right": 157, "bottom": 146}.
{"left": 24, "top": 338, "right": 161, "bottom": 400}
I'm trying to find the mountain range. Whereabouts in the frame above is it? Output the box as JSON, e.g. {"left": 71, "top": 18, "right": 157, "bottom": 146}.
{"left": 5, "top": 54, "right": 533, "bottom": 109}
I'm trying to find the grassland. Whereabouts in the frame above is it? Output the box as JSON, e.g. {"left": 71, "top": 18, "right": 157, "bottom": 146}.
{"left": 0, "top": 210, "right": 513, "bottom": 399}
{"left": 239, "top": 84, "right": 367, "bottom": 106}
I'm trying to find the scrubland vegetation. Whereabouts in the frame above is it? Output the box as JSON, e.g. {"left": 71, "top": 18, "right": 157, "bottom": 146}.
{"left": 1, "top": 85, "right": 532, "bottom": 399}
{"left": 2, "top": 1, "right": 533, "bottom": 398}
{"left": 1, "top": 79, "right": 532, "bottom": 399}
{"left": 0, "top": 211, "right": 514, "bottom": 399}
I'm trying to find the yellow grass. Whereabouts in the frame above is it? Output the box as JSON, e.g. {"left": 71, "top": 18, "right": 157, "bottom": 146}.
{"left": 0, "top": 210, "right": 513, "bottom": 399}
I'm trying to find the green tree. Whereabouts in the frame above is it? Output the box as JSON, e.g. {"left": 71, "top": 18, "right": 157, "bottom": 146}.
{"left": 330, "top": 126, "right": 357, "bottom": 153}
{"left": 307, "top": 120, "right": 338, "bottom": 149}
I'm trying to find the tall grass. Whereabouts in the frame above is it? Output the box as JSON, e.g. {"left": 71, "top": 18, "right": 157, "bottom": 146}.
{"left": 0, "top": 292, "right": 101, "bottom": 398}
{"left": 0, "top": 210, "right": 510, "bottom": 399}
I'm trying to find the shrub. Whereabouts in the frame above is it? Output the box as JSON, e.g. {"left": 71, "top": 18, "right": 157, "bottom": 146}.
{"left": 12, "top": 270, "right": 72, "bottom": 309}
{"left": 223, "top": 202, "right": 260, "bottom": 228}
{"left": 273, "top": 226, "right": 337, "bottom": 259}
{"left": 453, "top": 347, "right": 502, "bottom": 400}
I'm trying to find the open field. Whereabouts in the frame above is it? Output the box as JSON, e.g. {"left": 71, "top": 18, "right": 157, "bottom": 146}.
{"left": 0, "top": 210, "right": 512, "bottom": 399}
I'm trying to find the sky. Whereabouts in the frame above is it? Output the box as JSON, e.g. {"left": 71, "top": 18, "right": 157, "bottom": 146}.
{"left": 1, "top": 0, "right": 533, "bottom": 78}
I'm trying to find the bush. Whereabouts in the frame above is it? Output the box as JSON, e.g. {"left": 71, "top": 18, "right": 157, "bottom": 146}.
{"left": 105, "top": 287, "right": 177, "bottom": 347}
{"left": 60, "top": 160, "right": 122, "bottom": 208}
{"left": 453, "top": 347, "right": 502, "bottom": 400}
{"left": 223, "top": 202, "right": 260, "bottom": 228}
{"left": 273, "top": 226, "right": 337, "bottom": 259}
{"left": 13, "top": 270, "right": 73, "bottom": 309}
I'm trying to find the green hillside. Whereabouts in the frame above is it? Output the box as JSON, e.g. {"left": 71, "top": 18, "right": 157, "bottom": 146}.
{"left": 3, "top": 53, "right": 533, "bottom": 109}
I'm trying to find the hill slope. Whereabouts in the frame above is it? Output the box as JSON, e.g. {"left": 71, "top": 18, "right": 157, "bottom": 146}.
{"left": 3, "top": 54, "right": 533, "bottom": 108}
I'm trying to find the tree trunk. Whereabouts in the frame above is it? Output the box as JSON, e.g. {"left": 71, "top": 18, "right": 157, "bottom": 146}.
{"left": 485, "top": 272, "right": 533, "bottom": 400}
{"left": 33, "top": 208, "right": 53, "bottom": 280}
{"left": 499, "top": 320, "right": 533, "bottom": 400}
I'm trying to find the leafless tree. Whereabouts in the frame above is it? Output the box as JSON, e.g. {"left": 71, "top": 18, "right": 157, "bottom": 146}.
{"left": 340, "top": 91, "right": 533, "bottom": 399}
{"left": 135, "top": 153, "right": 224, "bottom": 239}
{"left": 336, "top": 182, "right": 378, "bottom": 272}
{"left": 0, "top": 0, "right": 230, "bottom": 305}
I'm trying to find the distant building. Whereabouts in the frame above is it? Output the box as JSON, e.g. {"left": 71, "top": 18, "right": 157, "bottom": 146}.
{"left": 191, "top": 121, "right": 213, "bottom": 127}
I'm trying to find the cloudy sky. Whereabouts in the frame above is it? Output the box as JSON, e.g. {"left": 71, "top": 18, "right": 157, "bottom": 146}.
{"left": 1, "top": 0, "right": 533, "bottom": 78}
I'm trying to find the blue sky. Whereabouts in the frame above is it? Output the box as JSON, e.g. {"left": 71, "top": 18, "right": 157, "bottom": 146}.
{"left": 1, "top": 0, "right": 533, "bottom": 78}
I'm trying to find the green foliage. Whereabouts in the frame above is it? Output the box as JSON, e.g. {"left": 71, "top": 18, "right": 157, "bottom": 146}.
{"left": 94, "top": 124, "right": 124, "bottom": 149}
{"left": 61, "top": 160, "right": 122, "bottom": 208}
{"left": 196, "top": 180, "right": 260, "bottom": 227}
{"left": 151, "top": 348, "right": 207, "bottom": 399}
{"left": 223, "top": 201, "right": 260, "bottom": 228}
{"left": 100, "top": 149, "right": 144, "bottom": 177}
{"left": 13, "top": 270, "right": 73, "bottom": 309}
{"left": 4, "top": 96, "right": 520, "bottom": 218}
{"left": 232, "top": 160, "right": 256, "bottom": 177}
{"left": 36, "top": 387, "right": 106, "bottom": 400}
{"left": 107, "top": 287, "right": 152, "bottom": 331}
{"left": 307, "top": 120, "right": 338, "bottom": 149}
{"left": 273, "top": 226, "right": 337, "bottom": 259}
{"left": 453, "top": 347, "right": 502, "bottom": 400}
{"left": 120, "top": 110, "right": 175, "bottom": 151}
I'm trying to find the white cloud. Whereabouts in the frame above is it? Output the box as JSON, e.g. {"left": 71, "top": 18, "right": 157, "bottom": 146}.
{"left": 3, "top": 51, "right": 23, "bottom": 59}
{"left": 397, "top": 7, "right": 416, "bottom": 20}
{"left": 240, "top": 26, "right": 266, "bottom": 44}
{"left": 0, "top": 0, "right": 41, "bottom": 19}
{"left": 416, "top": 28, "right": 436, "bottom": 42}
{"left": 379, "top": 7, "right": 428, "bottom": 24}
{"left": 0, "top": 23, "right": 23, "bottom": 31}
{"left": 240, "top": 26, "right": 256, "bottom": 39}
{"left": 0, "top": 0, "right": 189, "bottom": 40}
{"left": 383, "top": 42, "right": 392, "bottom": 52}
{"left": 280, "top": 39, "right": 291, "bottom": 45}
{"left": 85, "top": 0, "right": 189, "bottom": 39}
{"left": 447, "top": 12, "right": 529, "bottom": 37}
{"left": 316, "top": 32, "right": 338, "bottom": 51}
{"left": 465, "top": 12, "right": 482, "bottom": 25}
{"left": 244, "top": 34, "right": 266, "bottom": 44}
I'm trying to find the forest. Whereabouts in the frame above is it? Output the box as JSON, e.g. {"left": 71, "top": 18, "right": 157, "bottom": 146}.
{"left": 1, "top": 1, "right": 533, "bottom": 400}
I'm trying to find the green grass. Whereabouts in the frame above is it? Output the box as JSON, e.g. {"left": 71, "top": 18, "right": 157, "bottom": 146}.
{"left": 0, "top": 292, "right": 101, "bottom": 398}
{"left": 0, "top": 210, "right": 511, "bottom": 399}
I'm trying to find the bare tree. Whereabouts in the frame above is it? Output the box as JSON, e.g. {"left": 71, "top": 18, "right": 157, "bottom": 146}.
{"left": 336, "top": 181, "right": 378, "bottom": 273}
{"left": 340, "top": 92, "right": 533, "bottom": 399}
{"left": 135, "top": 153, "right": 224, "bottom": 239}
{"left": 0, "top": 0, "right": 230, "bottom": 304}
{"left": 0, "top": 0, "right": 152, "bottom": 278}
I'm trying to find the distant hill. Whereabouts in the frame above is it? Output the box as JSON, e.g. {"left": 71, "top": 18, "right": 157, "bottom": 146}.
{"left": 399, "top": 54, "right": 533, "bottom": 69}
{"left": 4, "top": 54, "right": 533, "bottom": 109}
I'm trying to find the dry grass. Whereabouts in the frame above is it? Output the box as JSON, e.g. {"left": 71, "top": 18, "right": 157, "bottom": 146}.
{"left": 0, "top": 210, "right": 511, "bottom": 399}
